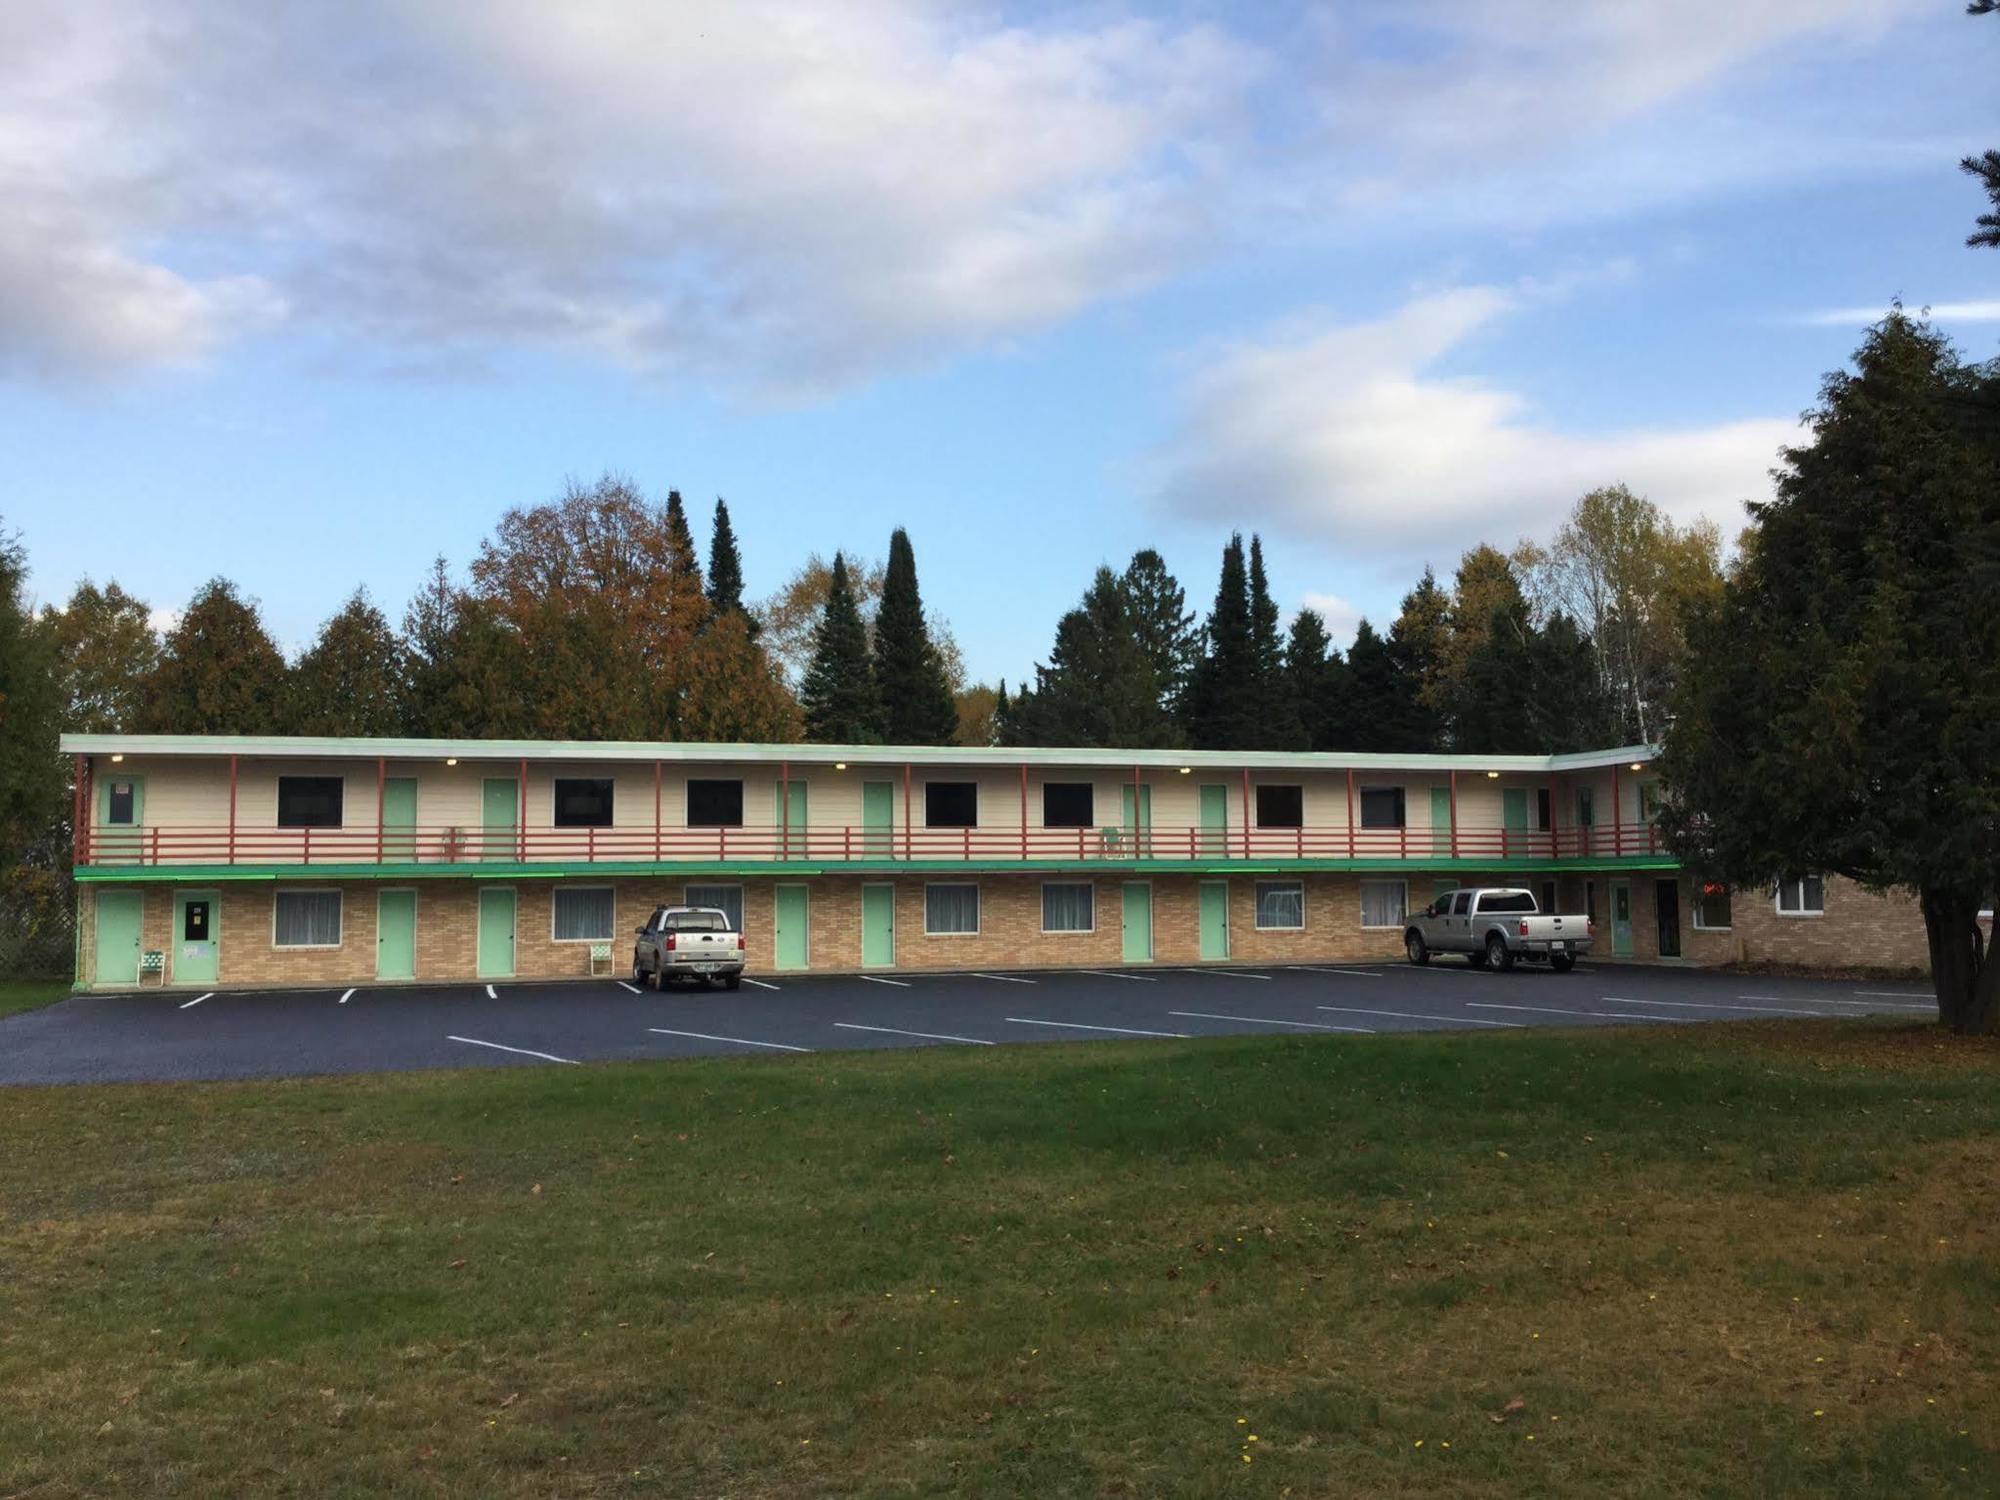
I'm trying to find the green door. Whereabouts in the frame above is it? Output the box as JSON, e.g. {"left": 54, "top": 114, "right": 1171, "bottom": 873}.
{"left": 774, "top": 781, "right": 809, "bottom": 859}
{"left": 774, "top": 885, "right": 810, "bottom": 970}
{"left": 95, "top": 773, "right": 145, "bottom": 865}
{"left": 172, "top": 890, "right": 219, "bottom": 985}
{"left": 1121, "top": 785, "right": 1153, "bottom": 859}
{"left": 376, "top": 889, "right": 416, "bottom": 980}
{"left": 94, "top": 888, "right": 142, "bottom": 985}
{"left": 1199, "top": 784, "right": 1228, "bottom": 856}
{"left": 1503, "top": 788, "right": 1529, "bottom": 856}
{"left": 862, "top": 781, "right": 894, "bottom": 857}
{"left": 1610, "top": 880, "right": 1634, "bottom": 958}
{"left": 1121, "top": 882, "right": 1153, "bottom": 963}
{"left": 482, "top": 779, "right": 518, "bottom": 862}
{"left": 1198, "top": 880, "right": 1229, "bottom": 961}
{"left": 861, "top": 883, "right": 895, "bottom": 967}
{"left": 477, "top": 887, "right": 516, "bottom": 977}
{"left": 1431, "top": 786, "right": 1453, "bottom": 857}
{"left": 382, "top": 777, "right": 418, "bottom": 862}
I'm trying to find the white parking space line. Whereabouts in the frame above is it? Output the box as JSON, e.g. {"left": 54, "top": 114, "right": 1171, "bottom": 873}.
{"left": 178, "top": 992, "right": 215, "bottom": 1010}
{"left": 1079, "top": 970, "right": 1157, "bottom": 982}
{"left": 859, "top": 975, "right": 912, "bottom": 988}
{"left": 1469, "top": 1001, "right": 1675, "bottom": 1022}
{"left": 485, "top": 984, "right": 497, "bottom": 999}
{"left": 1170, "top": 1010, "right": 1373, "bottom": 1034}
{"left": 616, "top": 981, "right": 643, "bottom": 995}
{"left": 1174, "top": 968, "right": 1270, "bottom": 980}
{"left": 1603, "top": 995, "right": 1832, "bottom": 1017}
{"left": 1005, "top": 1017, "right": 1188, "bottom": 1039}
{"left": 1290, "top": 966, "right": 1383, "bottom": 977}
{"left": 338, "top": 988, "right": 357, "bottom": 1005}
{"left": 835, "top": 1022, "right": 994, "bottom": 1046}
{"left": 970, "top": 972, "right": 1036, "bottom": 984}
{"left": 1854, "top": 990, "right": 1933, "bottom": 1000}
{"left": 1742, "top": 993, "right": 1931, "bottom": 1011}
{"left": 741, "top": 978, "right": 782, "bottom": 991}
{"left": 1316, "top": 1004, "right": 1522, "bottom": 1028}
{"left": 647, "top": 1027, "right": 812, "bottom": 1053}
{"left": 448, "top": 1035, "right": 580, "bottom": 1065}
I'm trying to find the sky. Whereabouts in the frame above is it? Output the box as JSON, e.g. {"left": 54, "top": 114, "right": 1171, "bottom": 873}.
{"left": 2, "top": 0, "right": 1995, "bottom": 686}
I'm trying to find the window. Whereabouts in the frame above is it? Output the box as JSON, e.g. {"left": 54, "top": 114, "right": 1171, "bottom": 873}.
{"left": 663, "top": 909, "right": 730, "bottom": 932}
{"left": 277, "top": 776, "right": 343, "bottom": 828}
{"left": 1776, "top": 875, "right": 1825, "bottom": 917}
{"left": 553, "top": 777, "right": 614, "bottom": 828}
{"left": 1042, "top": 782, "right": 1094, "bottom": 828}
{"left": 1577, "top": 787, "right": 1596, "bottom": 828}
{"left": 1639, "top": 782, "right": 1663, "bottom": 823}
{"left": 552, "top": 885, "right": 614, "bottom": 941}
{"left": 1254, "top": 880, "right": 1304, "bottom": 930}
{"left": 686, "top": 779, "right": 744, "bottom": 827}
{"left": 925, "top": 883, "right": 979, "bottom": 934}
{"left": 685, "top": 884, "right": 743, "bottom": 930}
{"left": 1359, "top": 787, "right": 1406, "bottom": 828}
{"left": 1255, "top": 784, "right": 1303, "bottom": 828}
{"left": 107, "top": 781, "right": 136, "bottom": 824}
{"left": 1360, "top": 880, "right": 1407, "bottom": 930}
{"left": 1476, "top": 891, "right": 1537, "bottom": 914}
{"left": 1694, "top": 882, "right": 1733, "bottom": 930}
{"left": 1452, "top": 891, "right": 1472, "bottom": 917}
{"left": 925, "top": 782, "right": 978, "bottom": 828}
{"left": 1041, "top": 882, "right": 1095, "bottom": 933}
{"left": 1584, "top": 880, "right": 1596, "bottom": 923}
{"left": 273, "top": 890, "right": 341, "bottom": 946}
{"left": 1536, "top": 789, "right": 1553, "bottom": 831}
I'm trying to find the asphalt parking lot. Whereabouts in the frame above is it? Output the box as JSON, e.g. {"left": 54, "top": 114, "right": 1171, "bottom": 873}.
{"left": 0, "top": 959, "right": 1940, "bottom": 1086}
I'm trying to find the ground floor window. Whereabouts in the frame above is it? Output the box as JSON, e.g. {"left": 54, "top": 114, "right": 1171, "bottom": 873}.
{"left": 1776, "top": 875, "right": 1825, "bottom": 917}
{"left": 685, "top": 884, "right": 743, "bottom": 930}
{"left": 552, "top": 885, "right": 615, "bottom": 941}
{"left": 1254, "top": 880, "right": 1304, "bottom": 931}
{"left": 1359, "top": 880, "right": 1407, "bottom": 930}
{"left": 1041, "top": 882, "right": 1094, "bottom": 933}
{"left": 925, "top": 883, "right": 979, "bottom": 935}
{"left": 1694, "top": 882, "right": 1733, "bottom": 930}
{"left": 273, "top": 889, "right": 341, "bottom": 947}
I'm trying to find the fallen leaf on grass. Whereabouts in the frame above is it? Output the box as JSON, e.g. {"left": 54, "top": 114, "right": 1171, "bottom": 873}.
{"left": 448, "top": 1258, "right": 467, "bottom": 1270}
{"left": 498, "top": 1393, "right": 518, "bottom": 1409}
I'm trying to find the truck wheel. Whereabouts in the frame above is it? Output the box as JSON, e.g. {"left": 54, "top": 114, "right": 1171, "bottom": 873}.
{"left": 1405, "top": 930, "right": 1430, "bottom": 966}
{"left": 631, "top": 954, "right": 645, "bottom": 984}
{"left": 1485, "top": 934, "right": 1514, "bottom": 972}
{"left": 648, "top": 962, "right": 665, "bottom": 992}
{"left": 723, "top": 975, "right": 742, "bottom": 992}
{"left": 1550, "top": 954, "right": 1575, "bottom": 974}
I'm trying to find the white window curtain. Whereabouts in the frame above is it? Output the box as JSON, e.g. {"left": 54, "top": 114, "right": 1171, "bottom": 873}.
{"left": 274, "top": 891, "right": 341, "bottom": 946}
{"left": 553, "top": 886, "right": 614, "bottom": 941}
{"left": 1255, "top": 881, "right": 1304, "bottom": 930}
{"left": 1777, "top": 875, "right": 1825, "bottom": 914}
{"left": 685, "top": 885, "right": 744, "bottom": 929}
{"left": 926, "top": 884, "right": 979, "bottom": 934}
{"left": 1359, "top": 881, "right": 1407, "bottom": 929}
{"left": 1042, "top": 883, "right": 1094, "bottom": 932}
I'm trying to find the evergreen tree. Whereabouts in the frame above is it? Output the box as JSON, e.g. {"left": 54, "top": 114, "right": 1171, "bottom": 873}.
{"left": 1963, "top": 5, "right": 1998, "bottom": 247}
{"left": 799, "top": 553, "right": 883, "bottom": 743}
{"left": 1117, "top": 549, "right": 1198, "bottom": 718}
{"left": 1006, "top": 567, "right": 1176, "bottom": 748}
{"left": 0, "top": 524, "right": 62, "bottom": 879}
{"left": 871, "top": 527, "right": 959, "bottom": 744}
{"left": 285, "top": 590, "right": 409, "bottom": 735}
{"left": 706, "top": 497, "right": 752, "bottom": 630}
{"left": 1388, "top": 567, "right": 1453, "bottom": 744}
{"left": 1341, "top": 618, "right": 1424, "bottom": 752}
{"left": 1246, "top": 535, "right": 1301, "bottom": 747}
{"left": 1183, "top": 534, "right": 1259, "bottom": 749}
{"left": 1285, "top": 608, "right": 1348, "bottom": 751}
{"left": 993, "top": 679, "right": 1017, "bottom": 746}
{"left": 664, "top": 489, "right": 705, "bottom": 602}
{"left": 401, "top": 558, "right": 530, "bottom": 737}
{"left": 43, "top": 580, "right": 159, "bottom": 732}
{"left": 139, "top": 579, "right": 289, "bottom": 733}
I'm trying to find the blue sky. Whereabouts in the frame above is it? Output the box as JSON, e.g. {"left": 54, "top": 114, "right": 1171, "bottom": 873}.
{"left": 2, "top": 0, "right": 1994, "bottom": 687}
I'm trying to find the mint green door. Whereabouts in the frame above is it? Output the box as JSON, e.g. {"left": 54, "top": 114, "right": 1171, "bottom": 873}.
{"left": 861, "top": 883, "right": 895, "bottom": 967}
{"left": 1431, "top": 786, "right": 1453, "bottom": 857}
{"left": 862, "top": 781, "right": 894, "bottom": 856}
{"left": 382, "top": 777, "right": 417, "bottom": 862}
{"left": 1121, "top": 882, "right": 1153, "bottom": 962}
{"left": 1121, "top": 785, "right": 1153, "bottom": 859}
{"left": 376, "top": 889, "right": 416, "bottom": 980}
{"left": 1199, "top": 785, "right": 1228, "bottom": 856}
{"left": 95, "top": 774, "right": 145, "bottom": 864}
{"left": 1198, "top": 880, "right": 1229, "bottom": 961}
{"left": 94, "top": 888, "right": 142, "bottom": 985}
{"left": 774, "top": 885, "right": 810, "bottom": 970}
{"left": 172, "top": 890, "right": 219, "bottom": 985}
{"left": 775, "top": 781, "right": 809, "bottom": 859}
{"left": 477, "top": 888, "right": 516, "bottom": 977}
{"left": 1503, "top": 788, "right": 1529, "bottom": 856}
{"left": 482, "top": 779, "right": 517, "bottom": 862}
{"left": 1610, "top": 880, "right": 1634, "bottom": 958}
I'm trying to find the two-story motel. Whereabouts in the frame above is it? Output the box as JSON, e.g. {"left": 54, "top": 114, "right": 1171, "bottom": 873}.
{"left": 60, "top": 735, "right": 1932, "bottom": 990}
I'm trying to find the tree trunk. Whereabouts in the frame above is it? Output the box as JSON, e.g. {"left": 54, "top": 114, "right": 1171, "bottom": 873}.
{"left": 1920, "top": 885, "right": 1998, "bottom": 1034}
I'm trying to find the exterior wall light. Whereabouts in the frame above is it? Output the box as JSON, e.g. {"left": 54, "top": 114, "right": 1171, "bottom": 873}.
{"left": 834, "top": 762, "right": 847, "bottom": 771}
{"left": 1485, "top": 770, "right": 1500, "bottom": 779}
{"left": 1629, "top": 762, "right": 1644, "bottom": 772}
{"left": 110, "top": 753, "right": 125, "bottom": 763}
{"left": 1178, "top": 766, "right": 1192, "bottom": 774}
{"left": 445, "top": 757, "right": 458, "bottom": 766}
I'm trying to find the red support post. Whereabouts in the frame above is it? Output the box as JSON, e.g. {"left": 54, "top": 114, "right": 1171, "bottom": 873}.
{"left": 1345, "top": 769, "right": 1356, "bottom": 859}
{"left": 780, "top": 759, "right": 790, "bottom": 862}
{"left": 1612, "top": 762, "right": 1623, "bottom": 858}
{"left": 518, "top": 758, "right": 528, "bottom": 862}
{"left": 1448, "top": 769, "right": 1459, "bottom": 861}
{"left": 1241, "top": 767, "right": 1252, "bottom": 859}
{"left": 1548, "top": 773, "right": 1559, "bottom": 858}
{"left": 72, "top": 754, "right": 87, "bottom": 866}
{"left": 1131, "top": 764, "right": 1143, "bottom": 859}
{"left": 1019, "top": 763, "right": 1028, "bottom": 860}
{"left": 373, "top": 756, "right": 383, "bottom": 865}
{"left": 903, "top": 763, "right": 913, "bottom": 860}
{"left": 654, "top": 761, "right": 662, "bottom": 862}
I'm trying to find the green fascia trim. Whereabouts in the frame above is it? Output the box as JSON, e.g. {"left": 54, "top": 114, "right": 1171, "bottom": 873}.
{"left": 76, "top": 854, "right": 1683, "bottom": 883}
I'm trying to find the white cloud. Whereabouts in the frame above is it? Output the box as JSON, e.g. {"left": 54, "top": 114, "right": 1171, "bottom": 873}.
{"left": 1153, "top": 287, "right": 1797, "bottom": 556}
{"left": 1796, "top": 300, "right": 2000, "bottom": 327}
{"left": 1298, "top": 591, "right": 1362, "bottom": 646}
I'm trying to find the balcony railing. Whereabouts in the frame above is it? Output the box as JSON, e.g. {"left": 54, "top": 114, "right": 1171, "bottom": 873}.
{"left": 78, "top": 821, "right": 1670, "bottom": 868}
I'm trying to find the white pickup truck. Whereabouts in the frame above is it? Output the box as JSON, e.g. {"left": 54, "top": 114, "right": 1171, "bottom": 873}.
{"left": 633, "top": 906, "right": 747, "bottom": 990}
{"left": 1404, "top": 887, "right": 1593, "bottom": 972}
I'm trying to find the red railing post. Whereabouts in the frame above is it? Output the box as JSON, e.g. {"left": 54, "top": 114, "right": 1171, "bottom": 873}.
{"left": 229, "top": 755, "right": 240, "bottom": 866}
{"left": 303, "top": 825, "right": 312, "bottom": 865}
{"left": 1448, "top": 769, "right": 1458, "bottom": 861}
{"left": 654, "top": 760, "right": 662, "bottom": 862}
{"left": 588, "top": 826, "right": 596, "bottom": 863}
{"left": 1612, "top": 763, "right": 1623, "bottom": 857}
{"left": 518, "top": 758, "right": 528, "bottom": 862}
{"left": 1345, "top": 769, "right": 1356, "bottom": 860}
{"left": 903, "top": 763, "right": 913, "bottom": 861}
{"left": 845, "top": 826, "right": 851, "bottom": 861}
{"left": 373, "top": 756, "right": 383, "bottom": 865}
{"left": 1241, "top": 767, "right": 1252, "bottom": 859}
{"left": 780, "top": 759, "right": 790, "bottom": 861}
{"left": 72, "top": 754, "right": 87, "bottom": 866}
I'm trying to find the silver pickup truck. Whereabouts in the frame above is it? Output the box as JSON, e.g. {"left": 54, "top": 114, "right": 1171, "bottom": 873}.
{"left": 1404, "top": 887, "right": 1592, "bottom": 972}
{"left": 633, "top": 906, "right": 746, "bottom": 990}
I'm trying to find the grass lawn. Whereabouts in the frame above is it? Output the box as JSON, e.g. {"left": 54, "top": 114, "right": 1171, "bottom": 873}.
{"left": 3, "top": 1022, "right": 1996, "bottom": 1497}
{"left": 0, "top": 976, "right": 70, "bottom": 1018}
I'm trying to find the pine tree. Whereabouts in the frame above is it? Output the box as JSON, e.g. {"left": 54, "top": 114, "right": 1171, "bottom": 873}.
{"left": 1285, "top": 608, "right": 1345, "bottom": 751}
{"left": 43, "top": 580, "right": 159, "bottom": 732}
{"left": 287, "top": 590, "right": 409, "bottom": 735}
{"left": 799, "top": 553, "right": 883, "bottom": 743}
{"left": 871, "top": 527, "right": 959, "bottom": 744}
{"left": 1007, "top": 568, "right": 1176, "bottom": 748}
{"left": 1246, "top": 535, "right": 1300, "bottom": 747}
{"left": 1341, "top": 618, "right": 1420, "bottom": 752}
{"left": 401, "top": 557, "right": 530, "bottom": 737}
{"left": 1183, "top": 534, "right": 1259, "bottom": 749}
{"left": 706, "top": 497, "right": 751, "bottom": 630}
{"left": 0, "top": 524, "right": 63, "bottom": 878}
{"left": 664, "top": 489, "right": 705, "bottom": 602}
{"left": 1117, "top": 549, "right": 1198, "bottom": 718}
{"left": 1389, "top": 567, "right": 1453, "bottom": 744}
{"left": 139, "top": 579, "right": 289, "bottom": 733}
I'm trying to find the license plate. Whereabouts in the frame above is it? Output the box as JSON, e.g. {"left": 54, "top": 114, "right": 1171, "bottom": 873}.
{"left": 696, "top": 962, "right": 721, "bottom": 973}
{"left": 1551, "top": 941, "right": 1567, "bottom": 953}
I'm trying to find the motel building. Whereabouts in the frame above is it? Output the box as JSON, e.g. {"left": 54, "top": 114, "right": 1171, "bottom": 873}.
{"left": 61, "top": 735, "right": 1932, "bottom": 991}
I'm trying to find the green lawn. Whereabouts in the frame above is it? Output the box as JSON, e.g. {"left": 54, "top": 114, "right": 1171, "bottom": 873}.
{"left": 0, "top": 976, "right": 70, "bottom": 1018}
{"left": 3, "top": 1022, "right": 1996, "bottom": 1497}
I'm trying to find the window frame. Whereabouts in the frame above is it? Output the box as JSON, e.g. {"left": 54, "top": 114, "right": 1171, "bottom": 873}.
{"left": 1358, "top": 786, "right": 1406, "bottom": 830}
{"left": 276, "top": 775, "right": 345, "bottom": 829}
{"left": 923, "top": 881, "right": 981, "bottom": 936}
{"left": 1253, "top": 784, "right": 1304, "bottom": 829}
{"left": 1359, "top": 878, "right": 1409, "bottom": 931}
{"left": 1041, "top": 782, "right": 1095, "bottom": 829}
{"left": 685, "top": 778, "right": 745, "bottom": 829}
{"left": 1253, "top": 879, "right": 1306, "bottom": 932}
{"left": 684, "top": 883, "right": 744, "bottom": 931}
{"left": 550, "top": 883, "right": 616, "bottom": 943}
{"left": 1692, "top": 882, "right": 1734, "bottom": 932}
{"left": 1040, "top": 880, "right": 1096, "bottom": 935}
{"left": 271, "top": 887, "right": 343, "bottom": 949}
{"left": 1775, "top": 875, "right": 1825, "bottom": 918}
{"left": 552, "top": 776, "right": 615, "bottom": 829}
{"left": 924, "top": 781, "right": 979, "bottom": 829}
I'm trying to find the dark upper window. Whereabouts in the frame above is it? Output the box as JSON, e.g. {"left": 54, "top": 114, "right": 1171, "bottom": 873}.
{"left": 1536, "top": 789, "right": 1553, "bottom": 830}
{"left": 1042, "top": 782, "right": 1094, "bottom": 828}
{"left": 1255, "top": 785, "right": 1304, "bottom": 828}
{"left": 1359, "top": 787, "right": 1405, "bottom": 828}
{"left": 553, "top": 777, "right": 614, "bottom": 828}
{"left": 686, "top": 779, "right": 744, "bottom": 827}
{"left": 926, "top": 782, "right": 978, "bottom": 828}
{"left": 107, "top": 781, "right": 136, "bottom": 825}
{"left": 277, "top": 776, "right": 343, "bottom": 828}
